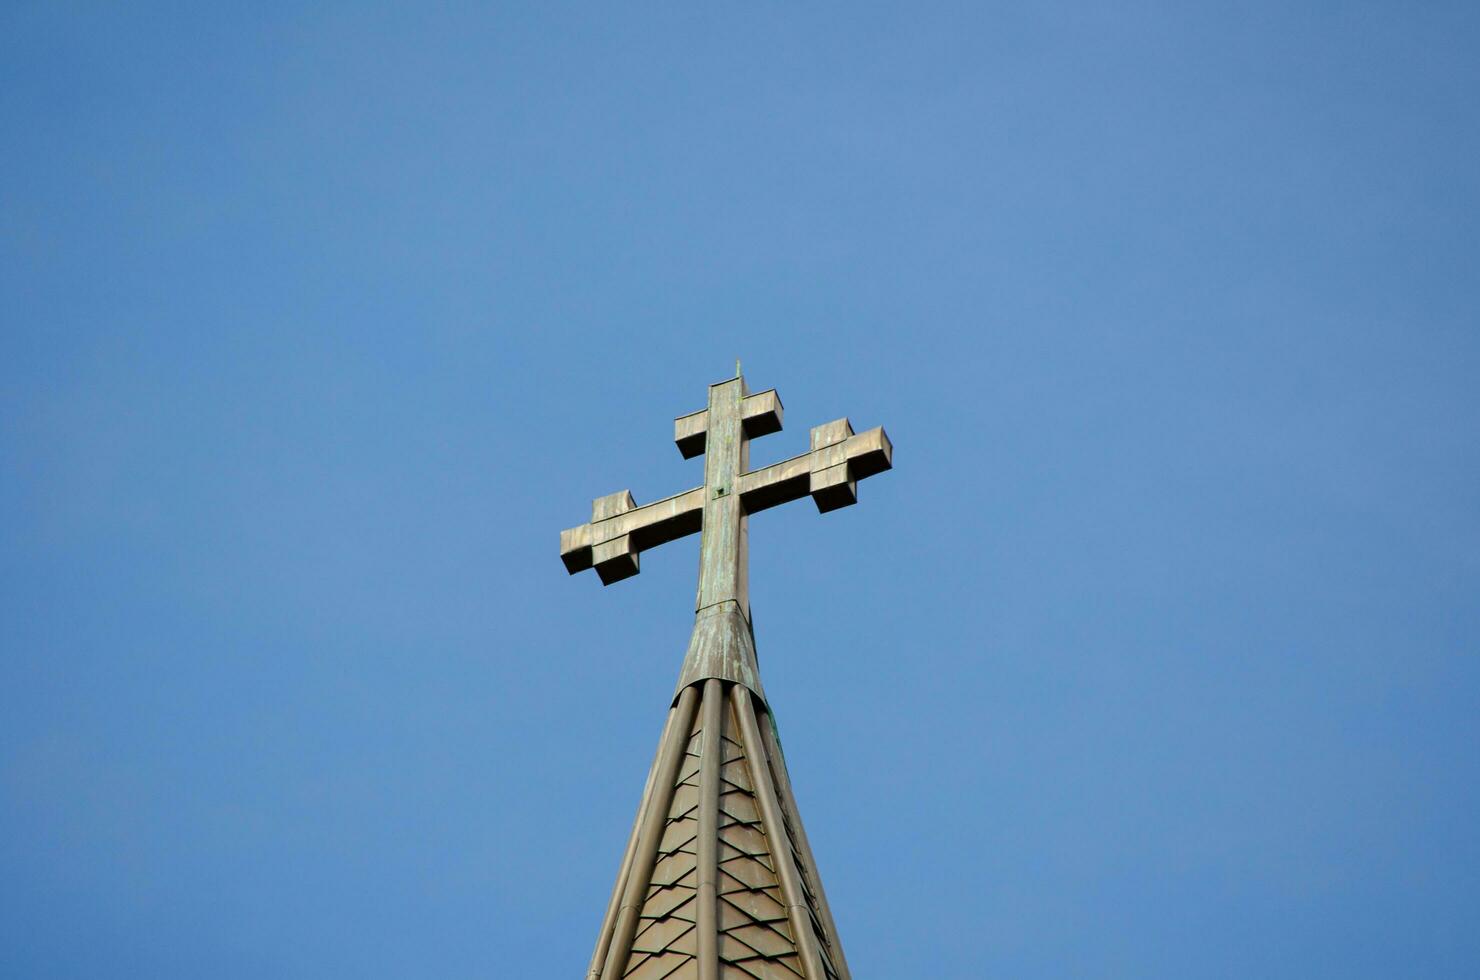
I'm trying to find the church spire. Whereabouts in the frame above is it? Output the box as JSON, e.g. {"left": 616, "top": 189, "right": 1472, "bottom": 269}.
{"left": 561, "top": 371, "right": 893, "bottom": 979}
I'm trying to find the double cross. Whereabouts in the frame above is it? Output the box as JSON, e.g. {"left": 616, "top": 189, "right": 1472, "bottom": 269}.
{"left": 560, "top": 372, "right": 892, "bottom": 616}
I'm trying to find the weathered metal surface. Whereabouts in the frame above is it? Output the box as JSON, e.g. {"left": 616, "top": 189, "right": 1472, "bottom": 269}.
{"left": 598, "top": 684, "right": 700, "bottom": 980}
{"left": 731, "top": 684, "right": 830, "bottom": 980}
{"left": 562, "top": 403, "right": 891, "bottom": 592}
{"left": 695, "top": 377, "right": 750, "bottom": 617}
{"left": 673, "top": 601, "right": 765, "bottom": 703}
{"left": 809, "top": 418, "right": 851, "bottom": 452}
{"left": 674, "top": 410, "right": 709, "bottom": 459}
{"left": 587, "top": 702, "right": 683, "bottom": 980}
{"left": 673, "top": 389, "right": 785, "bottom": 459}
{"left": 592, "top": 677, "right": 843, "bottom": 980}
{"left": 592, "top": 489, "right": 638, "bottom": 522}
{"left": 561, "top": 487, "right": 705, "bottom": 577}
{"left": 758, "top": 708, "right": 852, "bottom": 980}
{"left": 593, "top": 534, "right": 640, "bottom": 585}
{"left": 564, "top": 371, "right": 893, "bottom": 978}
{"left": 696, "top": 678, "right": 724, "bottom": 980}
{"left": 737, "top": 425, "right": 893, "bottom": 516}
{"left": 741, "top": 389, "right": 785, "bottom": 438}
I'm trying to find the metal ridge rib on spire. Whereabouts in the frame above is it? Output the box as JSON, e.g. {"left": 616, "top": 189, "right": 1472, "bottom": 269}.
{"left": 565, "top": 370, "right": 891, "bottom": 979}
{"left": 593, "top": 685, "right": 701, "bottom": 980}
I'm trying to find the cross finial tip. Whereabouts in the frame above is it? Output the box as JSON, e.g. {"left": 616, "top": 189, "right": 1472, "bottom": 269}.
{"left": 735, "top": 358, "right": 741, "bottom": 378}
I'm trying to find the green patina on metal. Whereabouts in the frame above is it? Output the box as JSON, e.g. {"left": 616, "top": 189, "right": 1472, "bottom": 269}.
{"left": 559, "top": 369, "right": 893, "bottom": 705}
{"left": 560, "top": 369, "right": 893, "bottom": 980}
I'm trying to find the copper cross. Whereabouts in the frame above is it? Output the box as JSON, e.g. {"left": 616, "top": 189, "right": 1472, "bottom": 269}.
{"left": 559, "top": 372, "right": 893, "bottom": 616}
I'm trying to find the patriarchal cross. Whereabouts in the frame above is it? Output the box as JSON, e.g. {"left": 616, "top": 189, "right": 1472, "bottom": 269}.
{"left": 562, "top": 369, "right": 892, "bottom": 980}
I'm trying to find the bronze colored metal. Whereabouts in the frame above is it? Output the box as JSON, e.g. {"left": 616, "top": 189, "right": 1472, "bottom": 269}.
{"left": 696, "top": 678, "right": 724, "bottom": 980}
{"left": 585, "top": 701, "right": 682, "bottom": 979}
{"left": 565, "top": 372, "right": 891, "bottom": 979}
{"left": 757, "top": 712, "right": 852, "bottom": 980}
{"left": 597, "top": 684, "right": 700, "bottom": 980}
{"left": 730, "top": 684, "right": 830, "bottom": 980}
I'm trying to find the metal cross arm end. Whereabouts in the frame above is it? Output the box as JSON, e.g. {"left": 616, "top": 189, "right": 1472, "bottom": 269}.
{"left": 739, "top": 419, "right": 893, "bottom": 515}
{"left": 560, "top": 486, "right": 705, "bottom": 584}
{"left": 674, "top": 389, "right": 784, "bottom": 459}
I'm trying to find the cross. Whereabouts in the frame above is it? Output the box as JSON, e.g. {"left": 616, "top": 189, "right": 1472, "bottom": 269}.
{"left": 559, "top": 372, "right": 893, "bottom": 615}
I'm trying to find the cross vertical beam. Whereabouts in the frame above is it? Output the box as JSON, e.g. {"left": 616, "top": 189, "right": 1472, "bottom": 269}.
{"left": 695, "top": 376, "right": 749, "bottom": 617}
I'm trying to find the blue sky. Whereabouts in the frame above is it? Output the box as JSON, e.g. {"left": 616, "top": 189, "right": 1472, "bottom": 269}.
{"left": 3, "top": 3, "right": 1477, "bottom": 977}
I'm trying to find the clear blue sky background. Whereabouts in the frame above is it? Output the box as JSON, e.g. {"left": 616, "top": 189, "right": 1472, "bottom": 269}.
{"left": 3, "top": 3, "right": 1477, "bottom": 977}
